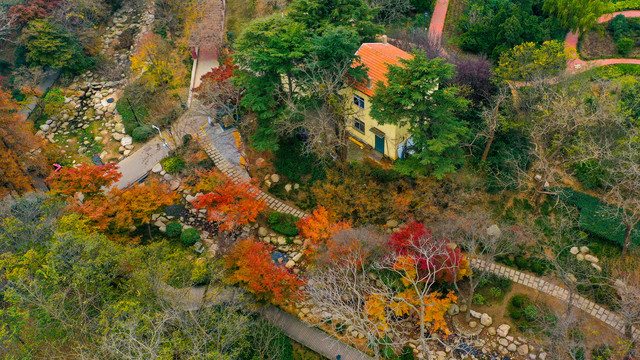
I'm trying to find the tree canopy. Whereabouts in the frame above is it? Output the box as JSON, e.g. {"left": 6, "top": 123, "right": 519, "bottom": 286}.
{"left": 370, "top": 53, "right": 470, "bottom": 178}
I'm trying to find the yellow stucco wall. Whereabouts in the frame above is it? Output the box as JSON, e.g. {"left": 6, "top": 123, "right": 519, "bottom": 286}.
{"left": 345, "top": 88, "right": 410, "bottom": 160}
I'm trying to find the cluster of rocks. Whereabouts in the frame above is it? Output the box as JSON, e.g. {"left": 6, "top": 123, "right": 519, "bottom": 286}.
{"left": 152, "top": 163, "right": 182, "bottom": 188}
{"left": 263, "top": 173, "right": 300, "bottom": 192}
{"left": 257, "top": 226, "right": 305, "bottom": 271}
{"left": 570, "top": 246, "right": 601, "bottom": 271}
{"left": 100, "top": 10, "right": 140, "bottom": 68}
{"left": 151, "top": 212, "right": 214, "bottom": 254}
{"left": 447, "top": 305, "right": 547, "bottom": 359}
{"left": 484, "top": 324, "right": 546, "bottom": 359}
{"left": 36, "top": 5, "right": 156, "bottom": 162}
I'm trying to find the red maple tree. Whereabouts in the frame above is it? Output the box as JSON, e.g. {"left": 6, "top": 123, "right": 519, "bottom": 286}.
{"left": 10, "top": 0, "right": 60, "bottom": 26}
{"left": 47, "top": 163, "right": 122, "bottom": 199}
{"left": 389, "top": 221, "right": 466, "bottom": 283}
{"left": 225, "top": 238, "right": 305, "bottom": 304}
{"left": 193, "top": 56, "right": 240, "bottom": 118}
{"left": 191, "top": 171, "right": 266, "bottom": 231}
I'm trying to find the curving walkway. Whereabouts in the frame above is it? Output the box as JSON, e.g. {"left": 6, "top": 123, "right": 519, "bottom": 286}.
{"left": 565, "top": 11, "right": 640, "bottom": 72}
{"left": 473, "top": 259, "right": 640, "bottom": 341}
{"left": 196, "top": 126, "right": 309, "bottom": 219}
{"left": 261, "top": 306, "right": 373, "bottom": 360}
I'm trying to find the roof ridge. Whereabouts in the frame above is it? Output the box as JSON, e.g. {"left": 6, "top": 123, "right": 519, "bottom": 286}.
{"left": 357, "top": 43, "right": 410, "bottom": 62}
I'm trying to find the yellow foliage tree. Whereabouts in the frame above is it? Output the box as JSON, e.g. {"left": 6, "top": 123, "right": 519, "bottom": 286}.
{"left": 130, "top": 33, "right": 188, "bottom": 90}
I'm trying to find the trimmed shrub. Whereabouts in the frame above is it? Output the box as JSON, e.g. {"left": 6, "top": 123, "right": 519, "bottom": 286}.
{"left": 166, "top": 222, "right": 182, "bottom": 238}
{"left": 268, "top": 211, "right": 299, "bottom": 236}
{"left": 161, "top": 156, "right": 186, "bottom": 174}
{"left": 617, "top": 37, "right": 635, "bottom": 56}
{"left": 510, "top": 294, "right": 527, "bottom": 308}
{"left": 180, "top": 228, "right": 200, "bottom": 246}
{"left": 524, "top": 305, "right": 538, "bottom": 321}
{"left": 132, "top": 125, "right": 155, "bottom": 142}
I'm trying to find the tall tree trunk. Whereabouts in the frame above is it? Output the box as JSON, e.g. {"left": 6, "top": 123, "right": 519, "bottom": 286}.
{"left": 623, "top": 225, "right": 632, "bottom": 258}
{"left": 480, "top": 131, "right": 495, "bottom": 163}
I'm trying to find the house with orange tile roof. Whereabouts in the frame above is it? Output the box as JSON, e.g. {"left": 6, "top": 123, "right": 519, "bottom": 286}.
{"left": 346, "top": 36, "right": 413, "bottom": 160}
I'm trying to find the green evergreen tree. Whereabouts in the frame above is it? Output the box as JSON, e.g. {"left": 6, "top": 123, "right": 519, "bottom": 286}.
{"left": 370, "top": 53, "right": 470, "bottom": 178}
{"left": 20, "top": 19, "right": 91, "bottom": 73}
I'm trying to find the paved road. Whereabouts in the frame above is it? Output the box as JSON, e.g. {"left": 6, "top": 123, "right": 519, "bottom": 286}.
{"left": 260, "top": 306, "right": 373, "bottom": 360}
{"left": 18, "top": 69, "right": 61, "bottom": 120}
{"left": 565, "top": 10, "right": 640, "bottom": 73}
{"left": 113, "top": 111, "right": 208, "bottom": 188}
{"left": 115, "top": 48, "right": 220, "bottom": 189}
{"left": 428, "top": 0, "right": 449, "bottom": 40}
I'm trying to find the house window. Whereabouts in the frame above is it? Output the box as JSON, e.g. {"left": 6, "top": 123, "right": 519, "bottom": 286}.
{"left": 353, "top": 94, "right": 365, "bottom": 109}
{"left": 353, "top": 118, "right": 365, "bottom": 133}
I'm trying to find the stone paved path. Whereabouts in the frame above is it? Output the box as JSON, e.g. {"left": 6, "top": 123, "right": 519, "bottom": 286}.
{"left": 196, "top": 126, "right": 309, "bottom": 218}
{"left": 473, "top": 259, "right": 640, "bottom": 341}
{"left": 260, "top": 306, "right": 373, "bottom": 360}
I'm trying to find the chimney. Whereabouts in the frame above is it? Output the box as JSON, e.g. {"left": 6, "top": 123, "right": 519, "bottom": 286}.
{"left": 382, "top": 35, "right": 388, "bottom": 45}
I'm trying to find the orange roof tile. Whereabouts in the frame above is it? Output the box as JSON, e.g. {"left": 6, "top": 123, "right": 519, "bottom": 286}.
{"left": 351, "top": 43, "right": 413, "bottom": 97}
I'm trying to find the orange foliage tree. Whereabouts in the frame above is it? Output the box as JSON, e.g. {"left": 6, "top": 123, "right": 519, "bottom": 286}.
{"left": 0, "top": 86, "right": 47, "bottom": 197}
{"left": 47, "top": 163, "right": 176, "bottom": 242}
{"left": 296, "top": 206, "right": 350, "bottom": 256}
{"left": 78, "top": 180, "right": 177, "bottom": 239}
{"left": 47, "top": 163, "right": 121, "bottom": 198}
{"left": 224, "top": 238, "right": 304, "bottom": 304}
{"left": 191, "top": 171, "right": 266, "bottom": 231}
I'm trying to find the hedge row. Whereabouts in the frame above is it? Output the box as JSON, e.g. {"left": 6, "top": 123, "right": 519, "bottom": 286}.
{"left": 557, "top": 187, "right": 640, "bottom": 247}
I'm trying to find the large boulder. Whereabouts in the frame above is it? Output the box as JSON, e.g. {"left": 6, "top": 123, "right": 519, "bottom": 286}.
{"left": 386, "top": 219, "right": 399, "bottom": 228}
{"left": 258, "top": 227, "right": 268, "bottom": 237}
{"left": 497, "top": 324, "right": 510, "bottom": 337}
{"left": 480, "top": 313, "right": 493, "bottom": 327}
{"left": 517, "top": 344, "right": 529, "bottom": 356}
{"left": 152, "top": 163, "right": 163, "bottom": 173}
{"left": 121, "top": 135, "right": 133, "bottom": 146}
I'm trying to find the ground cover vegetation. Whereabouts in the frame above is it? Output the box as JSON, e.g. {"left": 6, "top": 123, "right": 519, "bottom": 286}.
{"left": 580, "top": 14, "right": 640, "bottom": 59}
